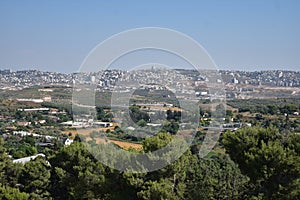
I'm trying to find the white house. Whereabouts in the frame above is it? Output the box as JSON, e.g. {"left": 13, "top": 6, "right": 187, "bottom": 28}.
{"left": 64, "top": 138, "right": 74, "bottom": 146}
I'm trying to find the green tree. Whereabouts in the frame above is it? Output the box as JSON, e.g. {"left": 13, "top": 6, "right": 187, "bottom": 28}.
{"left": 186, "top": 155, "right": 249, "bottom": 200}
{"left": 267, "top": 105, "right": 278, "bottom": 115}
{"left": 19, "top": 157, "right": 51, "bottom": 199}
{"left": 129, "top": 105, "right": 150, "bottom": 123}
{"left": 49, "top": 142, "right": 109, "bottom": 199}
{"left": 226, "top": 110, "right": 233, "bottom": 117}
{"left": 0, "top": 138, "right": 23, "bottom": 187}
{"left": 162, "top": 121, "right": 179, "bottom": 135}
{"left": 142, "top": 132, "right": 173, "bottom": 153}
{"left": 222, "top": 126, "right": 300, "bottom": 199}
{"left": 137, "top": 179, "right": 181, "bottom": 200}
{"left": 136, "top": 119, "right": 147, "bottom": 127}
{"left": 0, "top": 183, "right": 29, "bottom": 200}
{"left": 280, "top": 104, "right": 298, "bottom": 114}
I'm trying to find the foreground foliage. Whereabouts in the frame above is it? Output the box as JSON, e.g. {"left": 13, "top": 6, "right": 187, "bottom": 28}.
{"left": 0, "top": 126, "right": 299, "bottom": 199}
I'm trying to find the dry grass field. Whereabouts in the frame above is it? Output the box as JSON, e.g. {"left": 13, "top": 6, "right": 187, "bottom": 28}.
{"left": 63, "top": 125, "right": 143, "bottom": 150}
{"left": 85, "top": 136, "right": 143, "bottom": 150}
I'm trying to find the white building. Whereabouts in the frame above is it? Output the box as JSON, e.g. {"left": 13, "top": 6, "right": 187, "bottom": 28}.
{"left": 64, "top": 138, "right": 74, "bottom": 146}
{"left": 13, "top": 153, "right": 46, "bottom": 164}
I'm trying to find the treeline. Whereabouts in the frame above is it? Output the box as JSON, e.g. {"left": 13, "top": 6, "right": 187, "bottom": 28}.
{"left": 0, "top": 126, "right": 299, "bottom": 199}
{"left": 227, "top": 98, "right": 300, "bottom": 114}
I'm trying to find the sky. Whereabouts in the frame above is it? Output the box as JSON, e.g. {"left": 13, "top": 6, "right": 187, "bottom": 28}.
{"left": 0, "top": 0, "right": 299, "bottom": 73}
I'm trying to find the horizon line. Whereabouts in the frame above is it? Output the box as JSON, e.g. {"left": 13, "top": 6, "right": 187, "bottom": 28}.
{"left": 0, "top": 66, "right": 300, "bottom": 74}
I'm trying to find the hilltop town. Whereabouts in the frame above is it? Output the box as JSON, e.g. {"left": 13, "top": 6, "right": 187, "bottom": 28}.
{"left": 0, "top": 69, "right": 300, "bottom": 100}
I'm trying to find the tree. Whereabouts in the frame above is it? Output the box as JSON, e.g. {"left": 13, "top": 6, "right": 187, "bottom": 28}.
{"left": 267, "top": 105, "right": 278, "bottom": 115}
{"left": 255, "top": 114, "right": 264, "bottom": 121}
{"left": 136, "top": 151, "right": 192, "bottom": 200}
{"left": 0, "top": 138, "right": 23, "bottom": 188}
{"left": 280, "top": 104, "right": 298, "bottom": 114}
{"left": 129, "top": 105, "right": 150, "bottom": 123}
{"left": 222, "top": 126, "right": 300, "bottom": 199}
{"left": 9, "top": 143, "right": 37, "bottom": 159}
{"left": 137, "top": 179, "right": 181, "bottom": 200}
{"left": 162, "top": 121, "right": 179, "bottom": 135}
{"left": 186, "top": 155, "right": 249, "bottom": 200}
{"left": 96, "top": 107, "right": 106, "bottom": 121}
{"left": 0, "top": 184, "right": 29, "bottom": 200}
{"left": 226, "top": 110, "right": 233, "bottom": 117}
{"left": 0, "top": 138, "right": 8, "bottom": 183}
{"left": 19, "top": 157, "right": 51, "bottom": 199}
{"left": 142, "top": 132, "right": 173, "bottom": 153}
{"left": 49, "top": 142, "right": 109, "bottom": 199}
{"left": 136, "top": 119, "right": 147, "bottom": 127}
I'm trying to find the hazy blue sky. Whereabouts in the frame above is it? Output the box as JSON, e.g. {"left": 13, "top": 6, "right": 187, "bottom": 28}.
{"left": 0, "top": 0, "right": 299, "bottom": 73}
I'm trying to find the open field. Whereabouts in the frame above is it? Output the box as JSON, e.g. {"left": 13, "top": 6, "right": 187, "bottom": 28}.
{"left": 85, "top": 136, "right": 143, "bottom": 150}
{"left": 145, "top": 106, "right": 182, "bottom": 112}
{"left": 100, "top": 138, "right": 143, "bottom": 150}
{"left": 63, "top": 126, "right": 143, "bottom": 150}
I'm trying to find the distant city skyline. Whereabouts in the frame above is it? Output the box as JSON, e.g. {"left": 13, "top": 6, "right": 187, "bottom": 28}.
{"left": 0, "top": 0, "right": 299, "bottom": 73}
{"left": 1, "top": 67, "right": 299, "bottom": 74}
